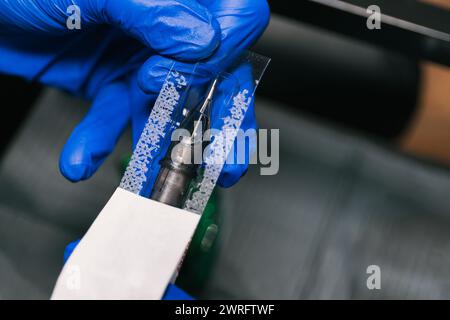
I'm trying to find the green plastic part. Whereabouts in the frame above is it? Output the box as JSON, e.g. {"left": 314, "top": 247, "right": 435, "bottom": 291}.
{"left": 119, "top": 154, "right": 220, "bottom": 295}
{"left": 176, "top": 190, "right": 220, "bottom": 295}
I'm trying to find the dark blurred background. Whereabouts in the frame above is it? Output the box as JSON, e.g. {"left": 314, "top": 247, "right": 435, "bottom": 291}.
{"left": 3, "top": 0, "right": 450, "bottom": 299}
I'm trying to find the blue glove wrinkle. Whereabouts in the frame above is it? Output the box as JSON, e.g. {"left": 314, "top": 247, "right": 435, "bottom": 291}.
{"left": 38, "top": 28, "right": 118, "bottom": 94}
{"left": 0, "top": 0, "right": 67, "bottom": 33}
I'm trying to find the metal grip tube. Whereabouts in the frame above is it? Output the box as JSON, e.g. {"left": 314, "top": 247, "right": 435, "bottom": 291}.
{"left": 150, "top": 160, "right": 197, "bottom": 207}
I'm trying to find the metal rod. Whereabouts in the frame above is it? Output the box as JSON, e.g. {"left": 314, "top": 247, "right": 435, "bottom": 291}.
{"left": 270, "top": 0, "right": 450, "bottom": 66}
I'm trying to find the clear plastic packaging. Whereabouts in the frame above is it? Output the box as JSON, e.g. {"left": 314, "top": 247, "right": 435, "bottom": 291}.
{"left": 120, "top": 51, "right": 271, "bottom": 214}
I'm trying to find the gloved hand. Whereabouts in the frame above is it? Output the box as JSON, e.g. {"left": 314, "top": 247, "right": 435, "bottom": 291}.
{"left": 0, "top": 0, "right": 270, "bottom": 187}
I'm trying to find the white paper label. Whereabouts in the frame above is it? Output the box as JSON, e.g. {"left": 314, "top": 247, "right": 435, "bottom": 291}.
{"left": 51, "top": 188, "right": 200, "bottom": 300}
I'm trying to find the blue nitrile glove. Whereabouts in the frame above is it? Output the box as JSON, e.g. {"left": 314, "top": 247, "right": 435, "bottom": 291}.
{"left": 0, "top": 0, "right": 269, "bottom": 187}
{"left": 136, "top": 0, "right": 270, "bottom": 187}
{"left": 64, "top": 240, "right": 194, "bottom": 300}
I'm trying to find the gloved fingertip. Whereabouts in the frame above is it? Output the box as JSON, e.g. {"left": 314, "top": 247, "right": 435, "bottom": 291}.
{"left": 59, "top": 158, "right": 94, "bottom": 183}
{"left": 137, "top": 56, "right": 171, "bottom": 94}
{"left": 163, "top": 284, "right": 195, "bottom": 300}
{"left": 217, "top": 164, "right": 249, "bottom": 188}
{"left": 64, "top": 240, "right": 81, "bottom": 263}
